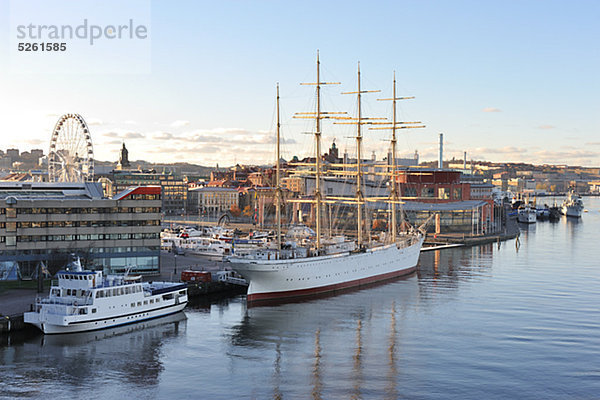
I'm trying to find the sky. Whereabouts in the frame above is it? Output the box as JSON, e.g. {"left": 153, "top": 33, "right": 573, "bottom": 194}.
{"left": 0, "top": 0, "right": 599, "bottom": 168}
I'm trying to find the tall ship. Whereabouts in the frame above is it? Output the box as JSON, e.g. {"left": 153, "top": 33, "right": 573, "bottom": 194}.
{"left": 561, "top": 190, "right": 584, "bottom": 218}
{"left": 24, "top": 257, "right": 188, "bottom": 334}
{"left": 226, "top": 54, "right": 427, "bottom": 303}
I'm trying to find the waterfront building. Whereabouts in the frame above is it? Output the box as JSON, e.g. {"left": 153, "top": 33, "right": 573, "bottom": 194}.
{"left": 187, "top": 187, "right": 238, "bottom": 216}
{"left": 0, "top": 182, "right": 161, "bottom": 276}
{"left": 107, "top": 170, "right": 187, "bottom": 216}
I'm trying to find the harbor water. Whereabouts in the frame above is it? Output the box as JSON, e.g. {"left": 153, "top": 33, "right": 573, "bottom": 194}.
{"left": 1, "top": 198, "right": 599, "bottom": 399}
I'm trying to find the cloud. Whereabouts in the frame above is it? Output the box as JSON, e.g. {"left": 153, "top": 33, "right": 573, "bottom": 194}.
{"left": 473, "top": 146, "right": 528, "bottom": 154}
{"left": 151, "top": 131, "right": 174, "bottom": 140}
{"left": 123, "top": 120, "right": 137, "bottom": 125}
{"left": 585, "top": 141, "right": 600, "bottom": 146}
{"left": 533, "top": 149, "right": 600, "bottom": 159}
{"left": 23, "top": 138, "right": 45, "bottom": 145}
{"left": 482, "top": 107, "right": 501, "bottom": 113}
{"left": 170, "top": 120, "right": 190, "bottom": 128}
{"left": 123, "top": 132, "right": 144, "bottom": 139}
{"left": 537, "top": 125, "right": 555, "bottom": 130}
{"left": 86, "top": 118, "right": 103, "bottom": 126}
{"left": 175, "top": 128, "right": 295, "bottom": 146}
{"left": 100, "top": 130, "right": 144, "bottom": 139}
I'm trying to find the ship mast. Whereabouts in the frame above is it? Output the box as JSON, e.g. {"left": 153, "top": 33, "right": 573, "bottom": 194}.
{"left": 372, "top": 72, "right": 425, "bottom": 242}
{"left": 276, "top": 83, "right": 282, "bottom": 251}
{"left": 337, "top": 62, "right": 381, "bottom": 247}
{"left": 294, "top": 51, "right": 343, "bottom": 251}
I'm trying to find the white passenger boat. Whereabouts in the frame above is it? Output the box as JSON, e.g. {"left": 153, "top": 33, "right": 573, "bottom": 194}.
{"left": 24, "top": 258, "right": 188, "bottom": 334}
{"left": 517, "top": 203, "right": 537, "bottom": 224}
{"left": 561, "top": 190, "right": 584, "bottom": 218}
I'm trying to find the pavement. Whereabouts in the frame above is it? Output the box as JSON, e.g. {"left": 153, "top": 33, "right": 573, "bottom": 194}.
{"left": 155, "top": 251, "right": 230, "bottom": 281}
{"left": 0, "top": 289, "right": 38, "bottom": 317}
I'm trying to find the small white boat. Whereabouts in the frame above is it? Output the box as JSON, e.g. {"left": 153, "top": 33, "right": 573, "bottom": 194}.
{"left": 517, "top": 203, "right": 536, "bottom": 224}
{"left": 24, "top": 257, "right": 188, "bottom": 334}
{"left": 561, "top": 190, "right": 584, "bottom": 218}
{"left": 179, "top": 237, "right": 232, "bottom": 260}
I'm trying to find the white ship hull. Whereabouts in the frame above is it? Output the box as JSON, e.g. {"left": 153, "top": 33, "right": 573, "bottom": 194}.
{"left": 228, "top": 235, "right": 424, "bottom": 302}
{"left": 517, "top": 210, "right": 536, "bottom": 223}
{"left": 562, "top": 205, "right": 583, "bottom": 218}
{"left": 25, "top": 302, "right": 187, "bottom": 334}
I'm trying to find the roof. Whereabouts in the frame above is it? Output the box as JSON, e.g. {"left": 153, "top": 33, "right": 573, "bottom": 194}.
{"left": 112, "top": 186, "right": 161, "bottom": 200}
{"left": 189, "top": 187, "right": 238, "bottom": 192}
{"left": 366, "top": 199, "right": 488, "bottom": 212}
{"left": 0, "top": 181, "right": 104, "bottom": 201}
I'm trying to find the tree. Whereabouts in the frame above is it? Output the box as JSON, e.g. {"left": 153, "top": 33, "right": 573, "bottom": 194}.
{"left": 230, "top": 204, "right": 241, "bottom": 217}
{"left": 242, "top": 205, "right": 253, "bottom": 217}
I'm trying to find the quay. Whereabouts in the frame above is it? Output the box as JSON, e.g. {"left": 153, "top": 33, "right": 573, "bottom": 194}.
{"left": 0, "top": 251, "right": 245, "bottom": 334}
{"left": 1, "top": 216, "right": 520, "bottom": 334}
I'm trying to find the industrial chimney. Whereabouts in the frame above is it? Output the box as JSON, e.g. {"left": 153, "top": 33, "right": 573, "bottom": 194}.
{"left": 438, "top": 133, "right": 444, "bottom": 169}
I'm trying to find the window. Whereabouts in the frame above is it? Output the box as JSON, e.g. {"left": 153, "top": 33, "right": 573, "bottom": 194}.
{"left": 421, "top": 187, "right": 435, "bottom": 197}
{"left": 453, "top": 187, "right": 462, "bottom": 200}
{"left": 438, "top": 188, "right": 450, "bottom": 200}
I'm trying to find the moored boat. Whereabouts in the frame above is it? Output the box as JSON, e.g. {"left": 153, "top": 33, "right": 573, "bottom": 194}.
{"left": 561, "top": 190, "right": 584, "bottom": 218}
{"left": 24, "top": 257, "right": 188, "bottom": 334}
{"left": 226, "top": 55, "right": 426, "bottom": 303}
{"left": 517, "top": 203, "right": 536, "bottom": 224}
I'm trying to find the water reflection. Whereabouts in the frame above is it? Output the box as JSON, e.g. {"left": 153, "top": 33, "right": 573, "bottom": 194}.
{"left": 312, "top": 329, "right": 322, "bottom": 400}
{"left": 417, "top": 244, "right": 495, "bottom": 292}
{"left": 0, "top": 313, "right": 186, "bottom": 397}
{"left": 351, "top": 319, "right": 363, "bottom": 400}
{"left": 385, "top": 303, "right": 398, "bottom": 400}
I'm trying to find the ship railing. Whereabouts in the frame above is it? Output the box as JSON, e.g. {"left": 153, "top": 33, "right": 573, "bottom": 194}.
{"left": 37, "top": 297, "right": 93, "bottom": 307}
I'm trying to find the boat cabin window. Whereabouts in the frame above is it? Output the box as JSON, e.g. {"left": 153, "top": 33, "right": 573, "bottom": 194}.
{"left": 78, "top": 308, "right": 87, "bottom": 315}
{"left": 92, "top": 308, "right": 97, "bottom": 313}
{"left": 52, "top": 289, "right": 60, "bottom": 297}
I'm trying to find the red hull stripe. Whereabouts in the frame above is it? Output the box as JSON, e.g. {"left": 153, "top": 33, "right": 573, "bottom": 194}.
{"left": 247, "top": 266, "right": 417, "bottom": 302}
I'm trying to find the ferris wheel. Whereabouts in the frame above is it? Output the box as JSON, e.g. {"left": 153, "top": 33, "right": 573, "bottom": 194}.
{"left": 48, "top": 114, "right": 94, "bottom": 182}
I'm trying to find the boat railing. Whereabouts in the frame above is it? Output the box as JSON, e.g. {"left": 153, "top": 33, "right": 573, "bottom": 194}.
{"left": 37, "top": 296, "right": 93, "bottom": 307}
